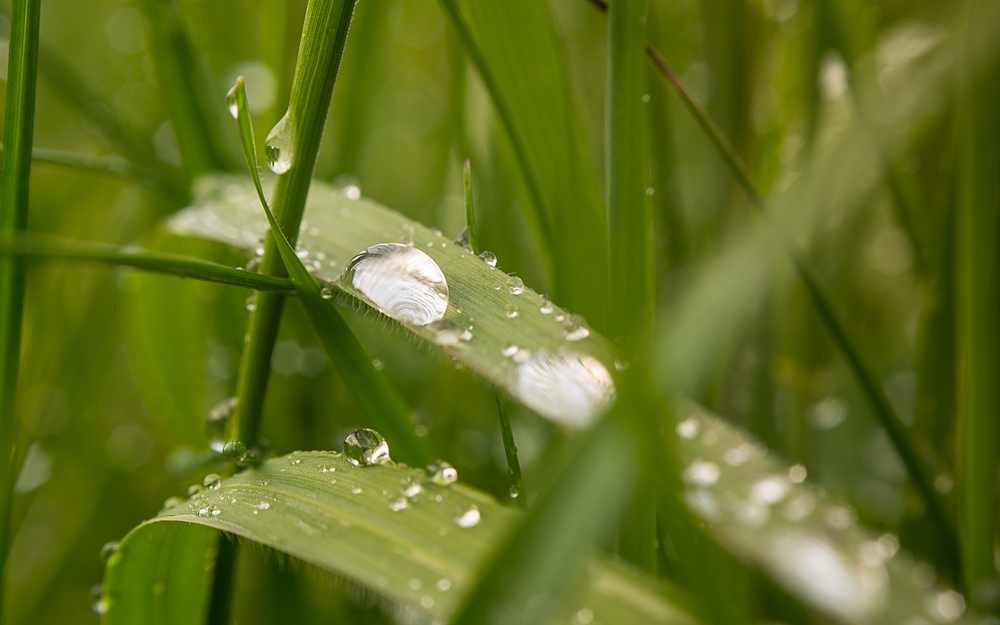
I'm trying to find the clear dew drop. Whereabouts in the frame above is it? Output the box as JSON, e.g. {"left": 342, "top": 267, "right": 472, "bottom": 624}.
{"left": 564, "top": 323, "right": 590, "bottom": 342}
{"left": 389, "top": 497, "right": 408, "bottom": 511}
{"left": 509, "top": 485, "right": 519, "bottom": 499}
{"left": 223, "top": 440, "right": 247, "bottom": 462}
{"left": 187, "top": 484, "right": 202, "bottom": 496}
{"left": 479, "top": 251, "right": 497, "bottom": 267}
{"left": 90, "top": 584, "right": 107, "bottom": 615}
{"left": 320, "top": 285, "right": 335, "bottom": 300}
{"left": 245, "top": 295, "right": 257, "bottom": 311}
{"left": 425, "top": 460, "right": 457, "bottom": 485}
{"left": 507, "top": 276, "right": 524, "bottom": 295}
{"left": 511, "top": 351, "right": 616, "bottom": 429}
{"left": 203, "top": 473, "right": 222, "bottom": 490}
{"left": 163, "top": 496, "right": 183, "bottom": 509}
{"left": 454, "top": 504, "right": 481, "bottom": 528}
{"left": 343, "top": 428, "right": 391, "bottom": 466}
{"left": 539, "top": 301, "right": 554, "bottom": 314}
{"left": 226, "top": 84, "right": 239, "bottom": 119}
{"left": 501, "top": 344, "right": 520, "bottom": 358}
{"left": 264, "top": 111, "right": 295, "bottom": 174}
{"left": 348, "top": 243, "right": 448, "bottom": 326}
{"left": 210, "top": 505, "right": 222, "bottom": 517}
{"left": 100, "top": 541, "right": 119, "bottom": 563}
{"left": 505, "top": 303, "right": 519, "bottom": 318}
{"left": 402, "top": 482, "right": 422, "bottom": 498}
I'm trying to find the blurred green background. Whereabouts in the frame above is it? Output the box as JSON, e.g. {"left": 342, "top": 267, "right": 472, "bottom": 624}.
{"left": 0, "top": 0, "right": 976, "bottom": 621}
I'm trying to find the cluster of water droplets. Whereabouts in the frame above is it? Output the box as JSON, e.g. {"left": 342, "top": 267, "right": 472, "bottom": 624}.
{"left": 675, "top": 408, "right": 974, "bottom": 625}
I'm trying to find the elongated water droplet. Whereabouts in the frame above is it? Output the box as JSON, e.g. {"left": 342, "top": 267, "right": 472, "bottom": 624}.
{"left": 348, "top": 243, "right": 448, "bottom": 326}
{"left": 264, "top": 111, "right": 294, "bottom": 174}
{"left": 425, "top": 460, "right": 457, "bottom": 485}
{"left": 226, "top": 84, "right": 239, "bottom": 119}
{"left": 100, "top": 541, "right": 119, "bottom": 563}
{"left": 454, "top": 505, "right": 480, "bottom": 528}
{"left": 507, "top": 276, "right": 524, "bottom": 295}
{"left": 511, "top": 351, "right": 616, "bottom": 428}
{"left": 203, "top": 473, "right": 222, "bottom": 490}
{"left": 206, "top": 396, "right": 238, "bottom": 453}
{"left": 343, "top": 428, "right": 391, "bottom": 466}
{"left": 479, "top": 251, "right": 497, "bottom": 267}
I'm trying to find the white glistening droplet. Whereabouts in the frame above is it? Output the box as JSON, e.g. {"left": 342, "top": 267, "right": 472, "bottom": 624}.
{"left": 264, "top": 111, "right": 294, "bottom": 174}
{"left": 511, "top": 350, "right": 615, "bottom": 429}
{"left": 348, "top": 243, "right": 448, "bottom": 326}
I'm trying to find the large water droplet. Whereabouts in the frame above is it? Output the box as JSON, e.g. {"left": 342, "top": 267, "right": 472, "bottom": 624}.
{"left": 226, "top": 85, "right": 239, "bottom": 119}
{"left": 511, "top": 351, "right": 616, "bottom": 428}
{"left": 425, "top": 460, "right": 457, "bottom": 485}
{"left": 454, "top": 504, "right": 481, "bottom": 528}
{"left": 264, "top": 111, "right": 294, "bottom": 174}
{"left": 507, "top": 276, "right": 524, "bottom": 295}
{"left": 348, "top": 243, "right": 448, "bottom": 326}
{"left": 343, "top": 428, "right": 391, "bottom": 466}
{"left": 223, "top": 440, "right": 247, "bottom": 462}
{"left": 479, "top": 251, "right": 498, "bottom": 267}
{"left": 203, "top": 473, "right": 222, "bottom": 490}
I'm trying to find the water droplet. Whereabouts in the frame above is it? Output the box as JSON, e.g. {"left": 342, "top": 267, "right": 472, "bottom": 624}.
{"left": 203, "top": 473, "right": 222, "bottom": 490}
{"left": 459, "top": 328, "right": 473, "bottom": 341}
{"left": 429, "top": 319, "right": 462, "bottom": 345}
{"left": 507, "top": 276, "right": 524, "bottom": 295}
{"left": 454, "top": 504, "right": 481, "bottom": 528}
{"left": 564, "top": 323, "right": 589, "bottom": 341}
{"left": 540, "top": 301, "right": 554, "bottom": 314}
{"left": 320, "top": 285, "right": 335, "bottom": 300}
{"left": 223, "top": 440, "right": 247, "bottom": 462}
{"left": 343, "top": 428, "right": 391, "bottom": 466}
{"left": 436, "top": 578, "right": 451, "bottom": 592}
{"left": 509, "top": 485, "right": 519, "bottom": 499}
{"left": 319, "top": 464, "right": 335, "bottom": 473}
{"left": 264, "top": 111, "right": 294, "bottom": 174}
{"left": 100, "top": 541, "right": 118, "bottom": 563}
{"left": 188, "top": 484, "right": 202, "bottom": 496}
{"left": 90, "top": 584, "right": 107, "bottom": 615}
{"left": 390, "top": 497, "right": 408, "bottom": 511}
{"left": 352, "top": 486, "right": 363, "bottom": 494}
{"left": 246, "top": 295, "right": 257, "bottom": 311}
{"left": 287, "top": 452, "right": 301, "bottom": 466}
{"left": 683, "top": 460, "right": 720, "bottom": 486}
{"left": 210, "top": 505, "right": 222, "bottom": 517}
{"left": 425, "top": 460, "right": 457, "bottom": 485}
{"left": 206, "top": 396, "right": 238, "bottom": 453}
{"left": 614, "top": 359, "right": 629, "bottom": 371}
{"left": 501, "top": 344, "right": 520, "bottom": 358}
{"left": 348, "top": 243, "right": 448, "bottom": 326}
{"left": 163, "top": 496, "right": 183, "bottom": 509}
{"left": 372, "top": 358, "right": 383, "bottom": 370}
{"left": 226, "top": 84, "right": 239, "bottom": 119}
{"left": 511, "top": 351, "right": 616, "bottom": 428}
{"left": 479, "top": 251, "right": 497, "bottom": 267}
{"left": 402, "top": 482, "right": 422, "bottom": 498}
{"left": 505, "top": 303, "right": 519, "bottom": 318}
{"left": 257, "top": 501, "right": 271, "bottom": 511}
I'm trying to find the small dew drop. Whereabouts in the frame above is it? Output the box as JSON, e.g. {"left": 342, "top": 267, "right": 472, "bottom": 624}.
{"left": 287, "top": 453, "right": 301, "bottom": 466}
{"left": 90, "top": 585, "right": 107, "bottom": 615}
{"left": 425, "top": 460, "right": 458, "bottom": 485}
{"left": 245, "top": 295, "right": 257, "bottom": 312}
{"left": 343, "top": 428, "right": 391, "bottom": 466}
{"left": 352, "top": 486, "right": 363, "bottom": 494}
{"left": 540, "top": 302, "right": 554, "bottom": 314}
{"left": 372, "top": 358, "right": 384, "bottom": 370}
{"left": 479, "top": 251, "right": 497, "bottom": 267}
{"left": 187, "top": 484, "right": 202, "bottom": 496}
{"left": 390, "top": 497, "right": 408, "bottom": 511}
{"left": 210, "top": 506, "right": 222, "bottom": 517}
{"left": 454, "top": 505, "right": 481, "bottom": 528}
{"left": 163, "top": 496, "right": 183, "bottom": 509}
{"left": 509, "top": 485, "right": 519, "bottom": 499}
{"left": 203, "top": 473, "right": 222, "bottom": 490}
{"left": 348, "top": 243, "right": 449, "bottom": 326}
{"left": 403, "top": 482, "right": 422, "bottom": 498}
{"left": 501, "top": 344, "right": 520, "bottom": 358}
{"left": 564, "top": 324, "right": 589, "bottom": 341}
{"left": 226, "top": 84, "right": 239, "bottom": 119}
{"left": 100, "top": 541, "right": 118, "bottom": 563}
{"left": 507, "top": 276, "right": 524, "bottom": 295}
{"left": 505, "top": 303, "right": 519, "bottom": 318}
{"left": 264, "top": 111, "right": 295, "bottom": 174}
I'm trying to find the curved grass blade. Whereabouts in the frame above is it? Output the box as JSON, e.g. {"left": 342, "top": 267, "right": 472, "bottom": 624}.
{"left": 166, "top": 173, "right": 618, "bottom": 431}
{"left": 0, "top": 233, "right": 295, "bottom": 293}
{"left": 229, "top": 77, "right": 430, "bottom": 465}
{"left": 102, "top": 451, "right": 697, "bottom": 625}
{"left": 674, "top": 402, "right": 982, "bottom": 625}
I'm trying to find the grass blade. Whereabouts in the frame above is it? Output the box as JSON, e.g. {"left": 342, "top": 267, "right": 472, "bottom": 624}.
{"left": 0, "top": 0, "right": 41, "bottom": 618}
{"left": 0, "top": 233, "right": 295, "bottom": 293}
{"left": 230, "top": 77, "right": 430, "bottom": 465}
{"left": 103, "top": 450, "right": 696, "bottom": 625}
{"left": 955, "top": 0, "right": 1000, "bottom": 596}
{"left": 438, "top": 0, "right": 609, "bottom": 327}
{"left": 233, "top": 0, "right": 357, "bottom": 451}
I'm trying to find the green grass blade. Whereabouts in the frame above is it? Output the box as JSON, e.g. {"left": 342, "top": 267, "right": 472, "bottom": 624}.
{"left": 0, "top": 0, "right": 41, "bottom": 619}
{"left": 462, "top": 160, "right": 479, "bottom": 256}
{"left": 230, "top": 77, "right": 430, "bottom": 465}
{"left": 955, "top": 0, "right": 1000, "bottom": 595}
{"left": 0, "top": 233, "right": 295, "bottom": 293}
{"left": 166, "top": 174, "right": 619, "bottom": 431}
{"left": 140, "top": 0, "right": 230, "bottom": 178}
{"left": 438, "top": 0, "right": 609, "bottom": 327}
{"left": 233, "top": 0, "right": 357, "bottom": 452}
{"left": 103, "top": 451, "right": 696, "bottom": 625}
